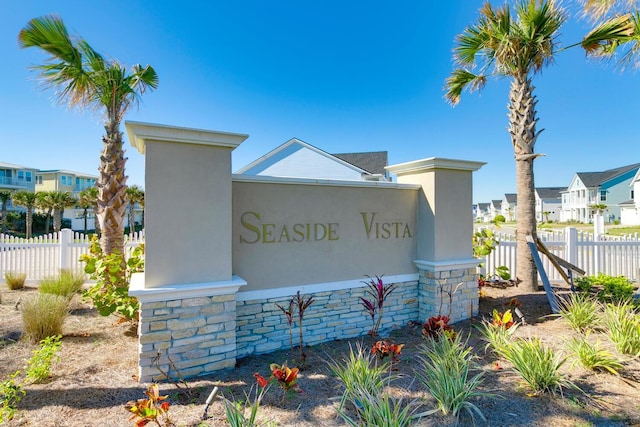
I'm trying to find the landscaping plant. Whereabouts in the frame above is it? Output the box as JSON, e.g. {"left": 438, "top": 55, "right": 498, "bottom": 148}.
{"left": 0, "top": 371, "right": 25, "bottom": 423}
{"left": 603, "top": 301, "right": 640, "bottom": 357}
{"left": 275, "top": 298, "right": 295, "bottom": 352}
{"left": 125, "top": 383, "right": 174, "bottom": 427}
{"left": 575, "top": 273, "right": 637, "bottom": 304}
{"left": 567, "top": 335, "right": 623, "bottom": 375}
{"left": 4, "top": 271, "right": 26, "bottom": 290}
{"left": 26, "top": 335, "right": 62, "bottom": 383}
{"left": 359, "top": 275, "right": 396, "bottom": 336}
{"left": 221, "top": 373, "right": 272, "bottom": 427}
{"left": 270, "top": 362, "right": 301, "bottom": 402}
{"left": 21, "top": 293, "right": 69, "bottom": 343}
{"left": 422, "top": 315, "right": 455, "bottom": 340}
{"left": 293, "top": 291, "right": 314, "bottom": 365}
{"left": 557, "top": 293, "right": 602, "bottom": 333}
{"left": 416, "top": 333, "right": 489, "bottom": 422}
{"left": 335, "top": 388, "right": 424, "bottom": 427}
{"left": 478, "top": 318, "right": 517, "bottom": 357}
{"left": 38, "top": 269, "right": 85, "bottom": 299}
{"left": 371, "top": 340, "right": 404, "bottom": 367}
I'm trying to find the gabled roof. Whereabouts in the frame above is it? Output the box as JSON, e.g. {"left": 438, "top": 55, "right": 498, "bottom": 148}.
{"left": 576, "top": 163, "right": 640, "bottom": 188}
{"left": 477, "top": 202, "right": 490, "bottom": 211}
{"left": 491, "top": 199, "right": 502, "bottom": 207}
{"left": 333, "top": 152, "right": 388, "bottom": 175}
{"left": 535, "top": 187, "right": 565, "bottom": 199}
{"left": 504, "top": 193, "right": 517, "bottom": 204}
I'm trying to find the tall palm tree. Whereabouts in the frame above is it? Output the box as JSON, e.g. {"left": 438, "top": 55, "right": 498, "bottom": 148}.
{"left": 50, "top": 191, "right": 77, "bottom": 232}
{"left": 446, "top": 0, "right": 633, "bottom": 291}
{"left": 125, "top": 185, "right": 144, "bottom": 234}
{"left": 36, "top": 191, "right": 56, "bottom": 234}
{"left": 12, "top": 191, "right": 38, "bottom": 238}
{"left": 77, "top": 187, "right": 98, "bottom": 234}
{"left": 19, "top": 15, "right": 158, "bottom": 255}
{"left": 0, "top": 190, "right": 11, "bottom": 234}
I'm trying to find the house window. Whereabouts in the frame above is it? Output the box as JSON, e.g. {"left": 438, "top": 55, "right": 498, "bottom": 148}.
{"left": 18, "top": 171, "right": 24, "bottom": 180}
{"left": 632, "top": 190, "right": 635, "bottom": 200}
{"left": 600, "top": 190, "right": 607, "bottom": 202}
{"left": 36, "top": 175, "right": 43, "bottom": 185}
{"left": 61, "top": 175, "right": 73, "bottom": 186}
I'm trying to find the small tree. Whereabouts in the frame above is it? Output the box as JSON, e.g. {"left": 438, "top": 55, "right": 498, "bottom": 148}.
{"left": 77, "top": 187, "right": 98, "bottom": 234}
{"left": 0, "top": 190, "right": 12, "bottom": 234}
{"left": 12, "top": 191, "right": 38, "bottom": 238}
{"left": 125, "top": 185, "right": 144, "bottom": 233}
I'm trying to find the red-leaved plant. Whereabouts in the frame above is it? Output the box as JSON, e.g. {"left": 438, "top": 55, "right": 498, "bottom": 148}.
{"left": 360, "top": 275, "right": 397, "bottom": 336}
{"left": 371, "top": 340, "right": 405, "bottom": 367}
{"left": 276, "top": 298, "right": 295, "bottom": 351}
{"left": 294, "top": 291, "right": 314, "bottom": 366}
{"left": 270, "top": 362, "right": 302, "bottom": 402}
{"left": 492, "top": 309, "right": 515, "bottom": 329}
{"left": 125, "top": 384, "right": 173, "bottom": 427}
{"left": 422, "top": 315, "right": 456, "bottom": 340}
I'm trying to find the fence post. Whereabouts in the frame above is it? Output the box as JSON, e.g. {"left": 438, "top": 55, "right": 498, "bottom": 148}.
{"left": 565, "top": 227, "right": 577, "bottom": 267}
{"left": 59, "top": 229, "right": 73, "bottom": 271}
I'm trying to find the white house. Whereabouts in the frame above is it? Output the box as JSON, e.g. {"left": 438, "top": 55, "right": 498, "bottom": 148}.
{"left": 501, "top": 193, "right": 517, "bottom": 221}
{"left": 560, "top": 163, "right": 640, "bottom": 223}
{"left": 535, "top": 187, "right": 564, "bottom": 223}
{"left": 236, "top": 138, "right": 390, "bottom": 181}
{"left": 620, "top": 168, "right": 640, "bottom": 225}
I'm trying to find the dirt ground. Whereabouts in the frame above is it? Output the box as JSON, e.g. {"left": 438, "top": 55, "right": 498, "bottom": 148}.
{"left": 1, "top": 283, "right": 639, "bottom": 427}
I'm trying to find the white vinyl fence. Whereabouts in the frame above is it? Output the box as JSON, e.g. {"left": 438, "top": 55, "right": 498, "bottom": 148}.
{"left": 483, "top": 227, "right": 640, "bottom": 282}
{"left": 0, "top": 229, "right": 145, "bottom": 284}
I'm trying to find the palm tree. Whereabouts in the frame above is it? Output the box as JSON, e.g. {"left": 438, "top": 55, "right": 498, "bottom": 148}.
{"left": 446, "top": 0, "right": 633, "bottom": 291}
{"left": 582, "top": 0, "right": 638, "bottom": 19}
{"left": 0, "top": 190, "right": 11, "bottom": 234}
{"left": 77, "top": 187, "right": 98, "bottom": 234}
{"left": 36, "top": 191, "right": 56, "bottom": 234}
{"left": 50, "top": 191, "right": 77, "bottom": 232}
{"left": 19, "top": 15, "right": 158, "bottom": 255}
{"left": 12, "top": 191, "right": 38, "bottom": 238}
{"left": 125, "top": 185, "right": 144, "bottom": 234}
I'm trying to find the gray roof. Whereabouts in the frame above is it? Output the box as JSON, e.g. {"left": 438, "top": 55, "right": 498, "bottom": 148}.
{"left": 333, "top": 151, "right": 388, "bottom": 175}
{"left": 0, "top": 161, "right": 34, "bottom": 170}
{"left": 491, "top": 199, "right": 502, "bottom": 207}
{"left": 477, "top": 203, "right": 490, "bottom": 211}
{"left": 576, "top": 163, "right": 640, "bottom": 188}
{"left": 536, "top": 187, "right": 565, "bottom": 199}
{"left": 504, "top": 193, "right": 517, "bottom": 203}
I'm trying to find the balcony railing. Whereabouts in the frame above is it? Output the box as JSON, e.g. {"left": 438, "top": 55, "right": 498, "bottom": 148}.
{"left": 0, "top": 176, "right": 30, "bottom": 188}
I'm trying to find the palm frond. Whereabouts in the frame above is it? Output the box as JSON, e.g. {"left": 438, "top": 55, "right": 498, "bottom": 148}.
{"left": 445, "top": 69, "right": 487, "bottom": 105}
{"left": 582, "top": 13, "right": 635, "bottom": 55}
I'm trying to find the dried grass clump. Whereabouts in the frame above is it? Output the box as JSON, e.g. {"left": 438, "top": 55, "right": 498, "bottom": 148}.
{"left": 5, "top": 271, "right": 27, "bottom": 290}
{"left": 22, "top": 293, "right": 69, "bottom": 343}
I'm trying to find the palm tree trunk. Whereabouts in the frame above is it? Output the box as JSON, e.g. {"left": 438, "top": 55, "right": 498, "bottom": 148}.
{"left": 1, "top": 201, "right": 7, "bottom": 234}
{"left": 53, "top": 208, "right": 61, "bottom": 232}
{"left": 129, "top": 203, "right": 135, "bottom": 234}
{"left": 83, "top": 208, "right": 88, "bottom": 234}
{"left": 508, "top": 76, "right": 540, "bottom": 292}
{"left": 26, "top": 208, "right": 33, "bottom": 239}
{"left": 97, "top": 122, "right": 127, "bottom": 255}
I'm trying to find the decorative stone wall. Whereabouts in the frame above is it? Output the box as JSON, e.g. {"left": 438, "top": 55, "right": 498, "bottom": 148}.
{"left": 417, "top": 265, "right": 479, "bottom": 324}
{"left": 138, "top": 293, "right": 238, "bottom": 382}
{"left": 236, "top": 280, "right": 419, "bottom": 359}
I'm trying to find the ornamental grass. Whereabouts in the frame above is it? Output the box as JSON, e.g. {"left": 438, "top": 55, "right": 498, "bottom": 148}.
{"left": 21, "top": 293, "right": 69, "bottom": 343}
{"left": 4, "top": 271, "right": 26, "bottom": 290}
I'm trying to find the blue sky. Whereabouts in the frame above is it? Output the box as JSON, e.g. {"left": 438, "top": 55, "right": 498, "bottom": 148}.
{"left": 1, "top": 1, "right": 639, "bottom": 203}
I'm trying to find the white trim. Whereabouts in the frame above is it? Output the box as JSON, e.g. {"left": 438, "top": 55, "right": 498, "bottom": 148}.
{"left": 232, "top": 174, "right": 420, "bottom": 190}
{"left": 236, "top": 273, "right": 419, "bottom": 302}
{"left": 126, "top": 121, "right": 249, "bottom": 154}
{"left": 386, "top": 157, "right": 485, "bottom": 175}
{"left": 129, "top": 273, "right": 247, "bottom": 303}
{"left": 414, "top": 259, "right": 479, "bottom": 272}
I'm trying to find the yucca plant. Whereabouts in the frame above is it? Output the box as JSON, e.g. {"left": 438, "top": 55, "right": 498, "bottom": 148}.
{"left": 557, "top": 293, "right": 602, "bottom": 333}
{"left": 4, "top": 271, "right": 26, "bottom": 290}
{"left": 328, "top": 342, "right": 391, "bottom": 411}
{"left": 39, "top": 269, "right": 85, "bottom": 299}
{"left": 603, "top": 302, "right": 640, "bottom": 357}
{"left": 567, "top": 335, "right": 624, "bottom": 375}
{"left": 477, "top": 319, "right": 517, "bottom": 358}
{"left": 21, "top": 293, "right": 69, "bottom": 343}
{"left": 416, "top": 333, "right": 489, "bottom": 422}
{"left": 501, "top": 337, "right": 573, "bottom": 396}
{"left": 335, "top": 388, "right": 425, "bottom": 427}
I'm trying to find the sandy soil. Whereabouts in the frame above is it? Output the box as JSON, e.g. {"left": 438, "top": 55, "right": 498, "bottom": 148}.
{"left": 1, "top": 283, "right": 639, "bottom": 427}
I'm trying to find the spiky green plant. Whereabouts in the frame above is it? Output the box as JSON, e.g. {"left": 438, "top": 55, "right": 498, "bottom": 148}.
{"left": 557, "top": 292, "right": 602, "bottom": 333}
{"left": 603, "top": 302, "right": 640, "bottom": 357}
{"left": 336, "top": 388, "right": 426, "bottom": 427}
{"left": 21, "top": 293, "right": 69, "bottom": 343}
{"left": 477, "top": 319, "right": 517, "bottom": 357}
{"left": 567, "top": 335, "right": 624, "bottom": 375}
{"left": 416, "top": 334, "right": 490, "bottom": 421}
{"left": 39, "top": 269, "right": 85, "bottom": 299}
{"left": 4, "top": 272, "right": 26, "bottom": 290}
{"left": 501, "top": 337, "right": 573, "bottom": 396}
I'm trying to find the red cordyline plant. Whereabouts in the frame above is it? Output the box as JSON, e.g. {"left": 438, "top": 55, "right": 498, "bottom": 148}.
{"left": 294, "top": 291, "right": 314, "bottom": 366}
{"left": 270, "top": 362, "right": 302, "bottom": 402}
{"left": 360, "top": 275, "right": 397, "bottom": 336}
{"left": 276, "top": 298, "right": 295, "bottom": 351}
{"left": 371, "top": 340, "right": 405, "bottom": 367}
{"left": 125, "top": 384, "right": 173, "bottom": 427}
{"left": 422, "top": 315, "right": 456, "bottom": 340}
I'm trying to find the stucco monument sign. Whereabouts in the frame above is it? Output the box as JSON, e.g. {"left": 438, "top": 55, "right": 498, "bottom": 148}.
{"left": 126, "top": 121, "right": 484, "bottom": 382}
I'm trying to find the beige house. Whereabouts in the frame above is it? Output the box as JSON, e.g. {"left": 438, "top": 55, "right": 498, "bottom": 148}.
{"left": 35, "top": 169, "right": 97, "bottom": 195}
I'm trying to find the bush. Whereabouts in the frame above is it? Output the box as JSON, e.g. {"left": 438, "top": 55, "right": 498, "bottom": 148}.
{"left": 567, "top": 335, "right": 623, "bottom": 375}
{"left": 4, "top": 272, "right": 26, "bottom": 290}
{"left": 21, "top": 293, "right": 69, "bottom": 343}
{"left": 557, "top": 293, "right": 602, "bottom": 333}
{"left": 575, "top": 274, "right": 636, "bottom": 304}
{"left": 603, "top": 302, "right": 640, "bottom": 357}
{"left": 39, "top": 269, "right": 84, "bottom": 299}
{"left": 494, "top": 214, "right": 506, "bottom": 223}
{"left": 26, "top": 335, "right": 62, "bottom": 383}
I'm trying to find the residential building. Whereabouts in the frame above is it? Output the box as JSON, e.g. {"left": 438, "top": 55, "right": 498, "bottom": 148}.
{"left": 560, "top": 163, "right": 640, "bottom": 223}
{"left": 489, "top": 200, "right": 502, "bottom": 220}
{"left": 0, "top": 161, "right": 37, "bottom": 212}
{"left": 620, "top": 168, "right": 640, "bottom": 225}
{"left": 35, "top": 169, "right": 98, "bottom": 196}
{"left": 236, "top": 138, "right": 390, "bottom": 181}
{"left": 535, "top": 187, "right": 564, "bottom": 222}
{"left": 501, "top": 193, "right": 517, "bottom": 221}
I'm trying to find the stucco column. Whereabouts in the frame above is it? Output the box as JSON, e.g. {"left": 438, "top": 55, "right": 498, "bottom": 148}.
{"left": 386, "top": 158, "right": 485, "bottom": 322}
{"left": 125, "top": 121, "right": 249, "bottom": 382}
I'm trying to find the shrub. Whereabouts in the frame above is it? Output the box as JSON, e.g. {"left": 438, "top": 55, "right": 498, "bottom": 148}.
{"left": 416, "top": 334, "right": 489, "bottom": 421}
{"left": 575, "top": 274, "right": 636, "bottom": 304}
{"left": 422, "top": 315, "right": 455, "bottom": 340}
{"left": 478, "top": 315, "right": 518, "bottom": 357}
{"left": 557, "top": 293, "right": 602, "bottom": 333}
{"left": 494, "top": 214, "right": 506, "bottom": 223}
{"left": 359, "top": 275, "right": 396, "bottom": 336}
{"left": 335, "top": 388, "right": 425, "bottom": 427}
{"left": 39, "top": 269, "right": 85, "bottom": 299}
{"left": 26, "top": 335, "right": 62, "bottom": 383}
{"left": 4, "top": 272, "right": 26, "bottom": 290}
{"left": 21, "top": 293, "right": 69, "bottom": 343}
{"left": 0, "top": 372, "right": 25, "bottom": 423}
{"left": 125, "top": 384, "right": 173, "bottom": 427}
{"left": 567, "top": 335, "right": 623, "bottom": 375}
{"left": 500, "top": 337, "right": 573, "bottom": 396}
{"left": 603, "top": 302, "right": 640, "bottom": 357}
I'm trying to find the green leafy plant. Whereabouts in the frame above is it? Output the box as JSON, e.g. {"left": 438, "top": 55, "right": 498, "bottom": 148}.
{"left": 0, "top": 371, "right": 25, "bottom": 423}
{"left": 477, "top": 318, "right": 518, "bottom": 357}
{"left": 359, "top": 275, "right": 396, "bottom": 336}
{"left": 39, "top": 269, "right": 85, "bottom": 299}
{"left": 492, "top": 309, "right": 515, "bottom": 329}
{"left": 4, "top": 271, "right": 26, "bottom": 290}
{"left": 26, "top": 335, "right": 62, "bottom": 383}
{"left": 125, "top": 383, "right": 173, "bottom": 427}
{"left": 416, "top": 333, "right": 489, "bottom": 422}
{"left": 335, "top": 388, "right": 425, "bottom": 427}
{"left": 500, "top": 337, "right": 573, "bottom": 396}
{"left": 603, "top": 302, "right": 640, "bottom": 357}
{"left": 557, "top": 293, "right": 602, "bottom": 333}
{"left": 81, "top": 235, "right": 144, "bottom": 321}
{"left": 21, "top": 293, "right": 69, "bottom": 343}
{"left": 293, "top": 291, "right": 314, "bottom": 365}
{"left": 276, "top": 298, "right": 295, "bottom": 352}
{"left": 222, "top": 373, "right": 272, "bottom": 427}
{"left": 575, "top": 274, "right": 636, "bottom": 304}
{"left": 567, "top": 335, "right": 623, "bottom": 375}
